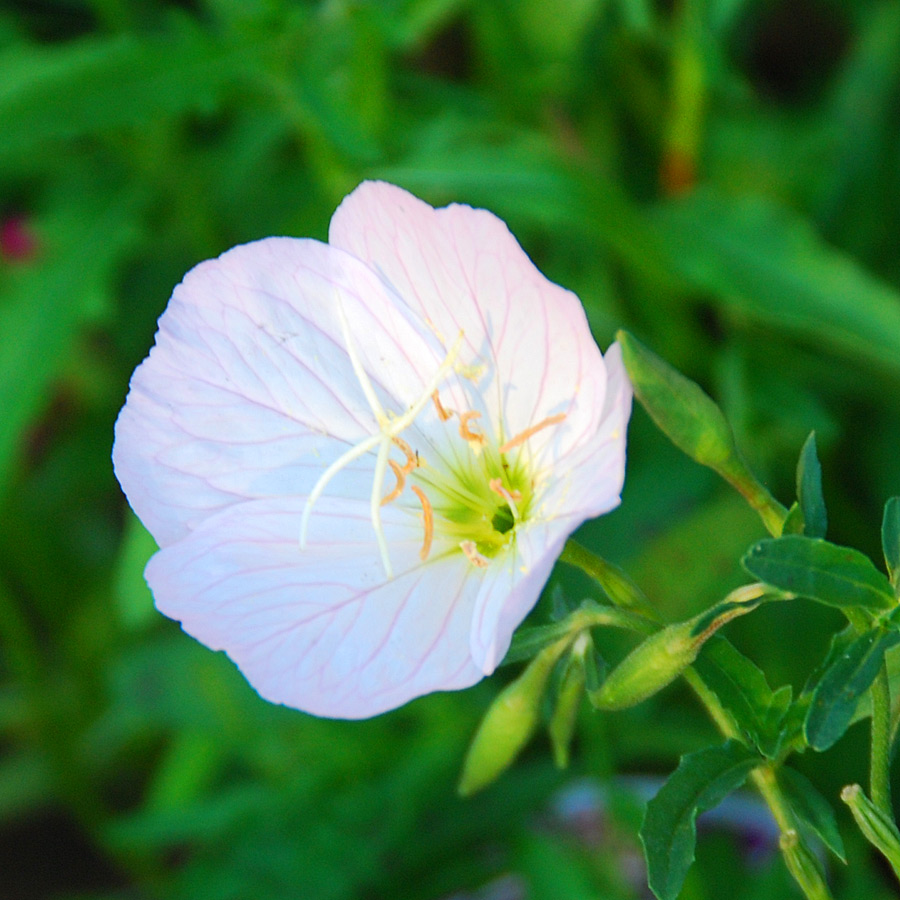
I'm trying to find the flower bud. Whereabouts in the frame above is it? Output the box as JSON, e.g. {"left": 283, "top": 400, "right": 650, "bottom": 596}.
{"left": 588, "top": 587, "right": 767, "bottom": 712}
{"left": 616, "top": 331, "right": 787, "bottom": 535}
{"left": 549, "top": 632, "right": 591, "bottom": 768}
{"left": 616, "top": 330, "right": 737, "bottom": 470}
{"left": 779, "top": 830, "right": 831, "bottom": 900}
{"left": 458, "top": 636, "right": 570, "bottom": 796}
{"left": 589, "top": 619, "right": 700, "bottom": 711}
{"left": 841, "top": 784, "right": 900, "bottom": 880}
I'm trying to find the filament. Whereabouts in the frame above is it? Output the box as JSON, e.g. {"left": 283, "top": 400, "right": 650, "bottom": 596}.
{"left": 498, "top": 413, "right": 567, "bottom": 454}
{"left": 411, "top": 485, "right": 433, "bottom": 561}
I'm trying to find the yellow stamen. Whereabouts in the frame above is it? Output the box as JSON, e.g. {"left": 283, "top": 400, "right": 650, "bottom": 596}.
{"left": 431, "top": 390, "right": 453, "bottom": 422}
{"left": 460, "top": 540, "right": 490, "bottom": 568}
{"left": 381, "top": 460, "right": 406, "bottom": 506}
{"left": 392, "top": 436, "right": 418, "bottom": 473}
{"left": 498, "top": 413, "right": 567, "bottom": 454}
{"left": 489, "top": 478, "right": 522, "bottom": 503}
{"left": 458, "top": 411, "right": 487, "bottom": 450}
{"left": 411, "top": 485, "right": 433, "bottom": 561}
{"left": 301, "top": 331, "right": 464, "bottom": 578}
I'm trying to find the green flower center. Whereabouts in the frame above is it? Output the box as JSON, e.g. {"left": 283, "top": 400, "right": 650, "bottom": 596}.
{"left": 413, "top": 445, "right": 534, "bottom": 560}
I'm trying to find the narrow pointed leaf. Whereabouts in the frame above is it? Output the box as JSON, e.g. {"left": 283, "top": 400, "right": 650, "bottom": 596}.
{"left": 694, "top": 636, "right": 796, "bottom": 757}
{"left": 502, "top": 601, "right": 652, "bottom": 667}
{"left": 782, "top": 501, "right": 806, "bottom": 535}
{"left": 743, "top": 535, "right": 895, "bottom": 611}
{"left": 805, "top": 627, "right": 900, "bottom": 751}
{"left": 797, "top": 432, "right": 827, "bottom": 538}
{"left": 640, "top": 741, "right": 759, "bottom": 900}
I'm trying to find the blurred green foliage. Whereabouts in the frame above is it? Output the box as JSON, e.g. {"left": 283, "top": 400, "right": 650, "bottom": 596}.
{"left": 2, "top": 0, "right": 900, "bottom": 897}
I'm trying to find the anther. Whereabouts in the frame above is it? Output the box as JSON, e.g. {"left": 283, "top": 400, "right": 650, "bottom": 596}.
{"left": 489, "top": 478, "right": 522, "bottom": 504}
{"left": 411, "top": 485, "right": 433, "bottom": 561}
{"left": 458, "top": 411, "right": 487, "bottom": 451}
{"left": 431, "top": 391, "right": 453, "bottom": 422}
{"left": 460, "top": 540, "right": 490, "bottom": 568}
{"left": 301, "top": 329, "right": 463, "bottom": 579}
{"left": 498, "top": 413, "right": 567, "bottom": 454}
{"left": 392, "top": 436, "right": 418, "bottom": 473}
{"left": 381, "top": 460, "right": 406, "bottom": 506}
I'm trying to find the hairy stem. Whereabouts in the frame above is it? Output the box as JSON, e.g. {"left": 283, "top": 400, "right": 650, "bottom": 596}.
{"left": 871, "top": 662, "right": 894, "bottom": 816}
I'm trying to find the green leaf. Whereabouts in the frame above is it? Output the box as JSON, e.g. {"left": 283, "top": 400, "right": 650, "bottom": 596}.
{"left": 616, "top": 330, "right": 743, "bottom": 471}
{"left": 805, "top": 627, "right": 900, "bottom": 751}
{"left": 781, "top": 501, "right": 805, "bottom": 535}
{"left": 503, "top": 620, "right": 579, "bottom": 667}
{"left": 796, "top": 432, "right": 827, "bottom": 538}
{"left": 112, "top": 512, "right": 158, "bottom": 631}
{"left": 0, "top": 25, "right": 277, "bottom": 155}
{"left": 640, "top": 741, "right": 759, "bottom": 900}
{"left": 0, "top": 195, "right": 142, "bottom": 491}
{"left": 882, "top": 497, "right": 900, "bottom": 587}
{"left": 743, "top": 535, "right": 896, "bottom": 612}
{"left": 694, "top": 637, "right": 798, "bottom": 757}
{"left": 778, "top": 766, "right": 846, "bottom": 862}
{"left": 653, "top": 189, "right": 900, "bottom": 381}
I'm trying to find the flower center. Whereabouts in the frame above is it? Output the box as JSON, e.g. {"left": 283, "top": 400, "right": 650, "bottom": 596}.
{"left": 410, "top": 434, "right": 535, "bottom": 563}
{"left": 300, "top": 297, "right": 565, "bottom": 578}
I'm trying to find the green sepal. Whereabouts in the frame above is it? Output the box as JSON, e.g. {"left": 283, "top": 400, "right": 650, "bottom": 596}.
{"left": 882, "top": 497, "right": 900, "bottom": 590}
{"left": 459, "top": 636, "right": 570, "bottom": 796}
{"left": 743, "top": 535, "right": 896, "bottom": 612}
{"left": 804, "top": 626, "right": 900, "bottom": 751}
{"left": 796, "top": 432, "right": 827, "bottom": 538}
{"left": 778, "top": 766, "right": 846, "bottom": 862}
{"left": 640, "top": 741, "right": 760, "bottom": 900}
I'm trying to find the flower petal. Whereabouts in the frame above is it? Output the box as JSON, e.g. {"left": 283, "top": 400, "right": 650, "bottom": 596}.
{"left": 114, "top": 237, "right": 448, "bottom": 547}
{"left": 468, "top": 521, "right": 573, "bottom": 673}
{"left": 329, "top": 181, "right": 607, "bottom": 460}
{"left": 145, "top": 495, "right": 483, "bottom": 719}
{"left": 538, "top": 341, "right": 633, "bottom": 522}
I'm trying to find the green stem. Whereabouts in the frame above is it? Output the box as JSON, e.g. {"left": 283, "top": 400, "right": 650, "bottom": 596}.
{"left": 684, "top": 669, "right": 834, "bottom": 900}
{"left": 871, "top": 661, "right": 894, "bottom": 816}
{"left": 564, "top": 547, "right": 833, "bottom": 899}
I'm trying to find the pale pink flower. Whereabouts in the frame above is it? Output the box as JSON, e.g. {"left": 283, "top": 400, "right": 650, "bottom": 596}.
{"left": 113, "top": 182, "right": 631, "bottom": 719}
